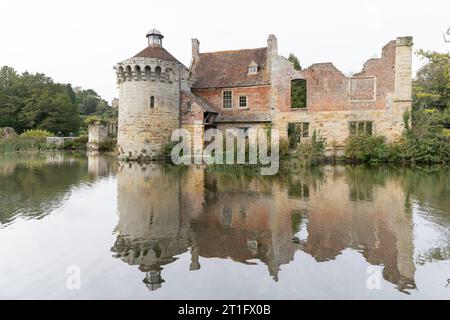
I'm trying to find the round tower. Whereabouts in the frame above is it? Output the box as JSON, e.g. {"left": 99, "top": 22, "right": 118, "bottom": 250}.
{"left": 115, "top": 29, "right": 191, "bottom": 160}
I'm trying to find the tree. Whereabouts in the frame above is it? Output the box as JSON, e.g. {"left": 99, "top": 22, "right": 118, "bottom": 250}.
{"left": 288, "top": 53, "right": 302, "bottom": 71}
{"left": 0, "top": 66, "right": 82, "bottom": 135}
{"left": 75, "top": 88, "right": 111, "bottom": 116}
{"left": 413, "top": 50, "right": 450, "bottom": 111}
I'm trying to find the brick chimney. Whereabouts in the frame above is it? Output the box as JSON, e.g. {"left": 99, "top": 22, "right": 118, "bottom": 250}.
{"left": 192, "top": 38, "right": 200, "bottom": 59}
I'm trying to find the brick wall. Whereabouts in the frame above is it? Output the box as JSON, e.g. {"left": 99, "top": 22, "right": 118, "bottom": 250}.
{"left": 193, "top": 85, "right": 272, "bottom": 114}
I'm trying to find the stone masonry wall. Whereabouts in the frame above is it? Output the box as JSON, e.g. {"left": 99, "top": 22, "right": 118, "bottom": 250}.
{"left": 272, "top": 37, "right": 412, "bottom": 148}
{"left": 117, "top": 57, "right": 191, "bottom": 159}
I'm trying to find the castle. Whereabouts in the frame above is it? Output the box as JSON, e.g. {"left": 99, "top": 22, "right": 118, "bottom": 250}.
{"left": 115, "top": 29, "right": 413, "bottom": 159}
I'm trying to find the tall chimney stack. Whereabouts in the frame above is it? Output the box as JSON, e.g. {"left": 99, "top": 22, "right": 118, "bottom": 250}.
{"left": 192, "top": 38, "right": 200, "bottom": 59}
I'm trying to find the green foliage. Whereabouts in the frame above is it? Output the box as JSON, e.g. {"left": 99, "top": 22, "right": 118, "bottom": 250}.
{"left": 343, "top": 110, "right": 450, "bottom": 164}
{"left": 344, "top": 135, "right": 390, "bottom": 163}
{"left": 160, "top": 140, "right": 179, "bottom": 159}
{"left": 288, "top": 53, "right": 302, "bottom": 71}
{"left": 0, "top": 66, "right": 81, "bottom": 135}
{"left": 75, "top": 88, "right": 114, "bottom": 117}
{"left": 413, "top": 50, "right": 450, "bottom": 111}
{"left": 0, "top": 66, "right": 115, "bottom": 136}
{"left": 401, "top": 109, "right": 450, "bottom": 163}
{"left": 62, "top": 136, "right": 88, "bottom": 150}
{"left": 20, "top": 129, "right": 54, "bottom": 138}
{"left": 0, "top": 137, "right": 55, "bottom": 153}
{"left": 97, "top": 138, "right": 117, "bottom": 152}
{"left": 284, "top": 131, "right": 326, "bottom": 170}
{"left": 291, "top": 79, "right": 307, "bottom": 109}
{"left": 401, "top": 132, "right": 450, "bottom": 163}
{"left": 84, "top": 115, "right": 108, "bottom": 126}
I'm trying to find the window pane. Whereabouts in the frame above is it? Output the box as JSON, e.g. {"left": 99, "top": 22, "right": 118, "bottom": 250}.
{"left": 239, "top": 96, "right": 247, "bottom": 108}
{"left": 223, "top": 91, "right": 232, "bottom": 108}
{"left": 366, "top": 122, "right": 373, "bottom": 135}
{"left": 358, "top": 122, "right": 365, "bottom": 134}
{"left": 350, "top": 122, "right": 357, "bottom": 135}
{"left": 302, "top": 122, "right": 309, "bottom": 138}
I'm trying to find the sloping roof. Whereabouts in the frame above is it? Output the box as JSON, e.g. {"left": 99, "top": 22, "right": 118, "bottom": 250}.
{"left": 214, "top": 113, "right": 272, "bottom": 123}
{"left": 181, "top": 90, "right": 216, "bottom": 113}
{"left": 191, "top": 47, "right": 270, "bottom": 88}
{"left": 134, "top": 45, "right": 180, "bottom": 63}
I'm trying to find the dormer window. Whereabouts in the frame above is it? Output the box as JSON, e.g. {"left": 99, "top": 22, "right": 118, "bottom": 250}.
{"left": 248, "top": 61, "right": 258, "bottom": 75}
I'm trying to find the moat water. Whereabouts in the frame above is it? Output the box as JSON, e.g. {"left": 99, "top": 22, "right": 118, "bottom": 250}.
{"left": 0, "top": 153, "right": 449, "bottom": 299}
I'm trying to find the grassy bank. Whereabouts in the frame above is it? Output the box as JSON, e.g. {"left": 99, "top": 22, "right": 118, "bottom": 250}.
{"left": 0, "top": 136, "right": 91, "bottom": 153}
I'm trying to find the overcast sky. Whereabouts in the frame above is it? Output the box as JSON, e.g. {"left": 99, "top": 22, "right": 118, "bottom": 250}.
{"left": 0, "top": 0, "right": 449, "bottom": 102}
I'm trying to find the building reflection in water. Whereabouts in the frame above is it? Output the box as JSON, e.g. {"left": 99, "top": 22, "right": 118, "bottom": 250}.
{"left": 111, "top": 163, "right": 417, "bottom": 293}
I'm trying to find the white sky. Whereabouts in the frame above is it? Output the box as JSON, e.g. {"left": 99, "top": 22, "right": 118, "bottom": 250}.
{"left": 0, "top": 0, "right": 449, "bottom": 102}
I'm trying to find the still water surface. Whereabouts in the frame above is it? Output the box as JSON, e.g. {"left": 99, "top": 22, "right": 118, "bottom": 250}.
{"left": 0, "top": 153, "right": 449, "bottom": 299}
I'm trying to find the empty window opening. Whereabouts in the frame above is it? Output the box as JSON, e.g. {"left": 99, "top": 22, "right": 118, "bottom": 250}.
{"left": 118, "top": 66, "right": 125, "bottom": 82}
{"left": 150, "top": 96, "right": 155, "bottom": 108}
{"left": 145, "top": 66, "right": 151, "bottom": 80}
{"left": 126, "top": 66, "right": 132, "bottom": 81}
{"left": 155, "top": 66, "right": 161, "bottom": 79}
{"left": 135, "top": 65, "right": 142, "bottom": 81}
{"left": 291, "top": 79, "right": 307, "bottom": 109}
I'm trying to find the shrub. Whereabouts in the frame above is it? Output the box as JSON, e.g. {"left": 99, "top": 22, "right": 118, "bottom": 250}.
{"left": 84, "top": 116, "right": 107, "bottom": 126}
{"left": 344, "top": 135, "right": 389, "bottom": 163}
{"left": 284, "top": 131, "right": 326, "bottom": 170}
{"left": 20, "top": 129, "right": 54, "bottom": 138}
{"left": 402, "top": 132, "right": 450, "bottom": 163}
{"left": 98, "top": 138, "right": 117, "bottom": 152}
{"left": 63, "top": 135, "right": 88, "bottom": 150}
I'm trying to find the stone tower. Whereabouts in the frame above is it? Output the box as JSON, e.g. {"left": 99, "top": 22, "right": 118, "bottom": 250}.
{"left": 115, "top": 29, "right": 191, "bottom": 159}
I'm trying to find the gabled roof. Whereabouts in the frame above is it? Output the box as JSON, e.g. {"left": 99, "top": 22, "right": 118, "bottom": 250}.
{"left": 181, "top": 90, "right": 216, "bottom": 113}
{"left": 134, "top": 45, "right": 180, "bottom": 63}
{"left": 191, "top": 47, "right": 270, "bottom": 89}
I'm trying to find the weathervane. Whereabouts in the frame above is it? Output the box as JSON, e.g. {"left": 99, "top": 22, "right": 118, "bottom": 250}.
{"left": 444, "top": 26, "right": 450, "bottom": 43}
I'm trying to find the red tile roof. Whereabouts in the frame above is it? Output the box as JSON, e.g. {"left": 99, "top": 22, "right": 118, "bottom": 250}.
{"left": 191, "top": 47, "right": 270, "bottom": 89}
{"left": 134, "top": 45, "right": 180, "bottom": 63}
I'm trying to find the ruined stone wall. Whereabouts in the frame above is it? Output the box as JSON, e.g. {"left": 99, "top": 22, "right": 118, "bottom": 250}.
{"left": 272, "top": 37, "right": 412, "bottom": 146}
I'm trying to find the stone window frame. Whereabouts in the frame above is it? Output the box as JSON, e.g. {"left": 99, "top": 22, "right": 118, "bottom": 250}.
{"left": 222, "top": 90, "right": 233, "bottom": 109}
{"left": 349, "top": 121, "right": 374, "bottom": 136}
{"left": 348, "top": 76, "right": 377, "bottom": 102}
{"left": 288, "top": 122, "right": 310, "bottom": 147}
{"left": 238, "top": 96, "right": 248, "bottom": 109}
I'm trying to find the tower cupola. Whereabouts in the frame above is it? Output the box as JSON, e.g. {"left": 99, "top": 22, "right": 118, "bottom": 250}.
{"left": 146, "top": 28, "right": 164, "bottom": 47}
